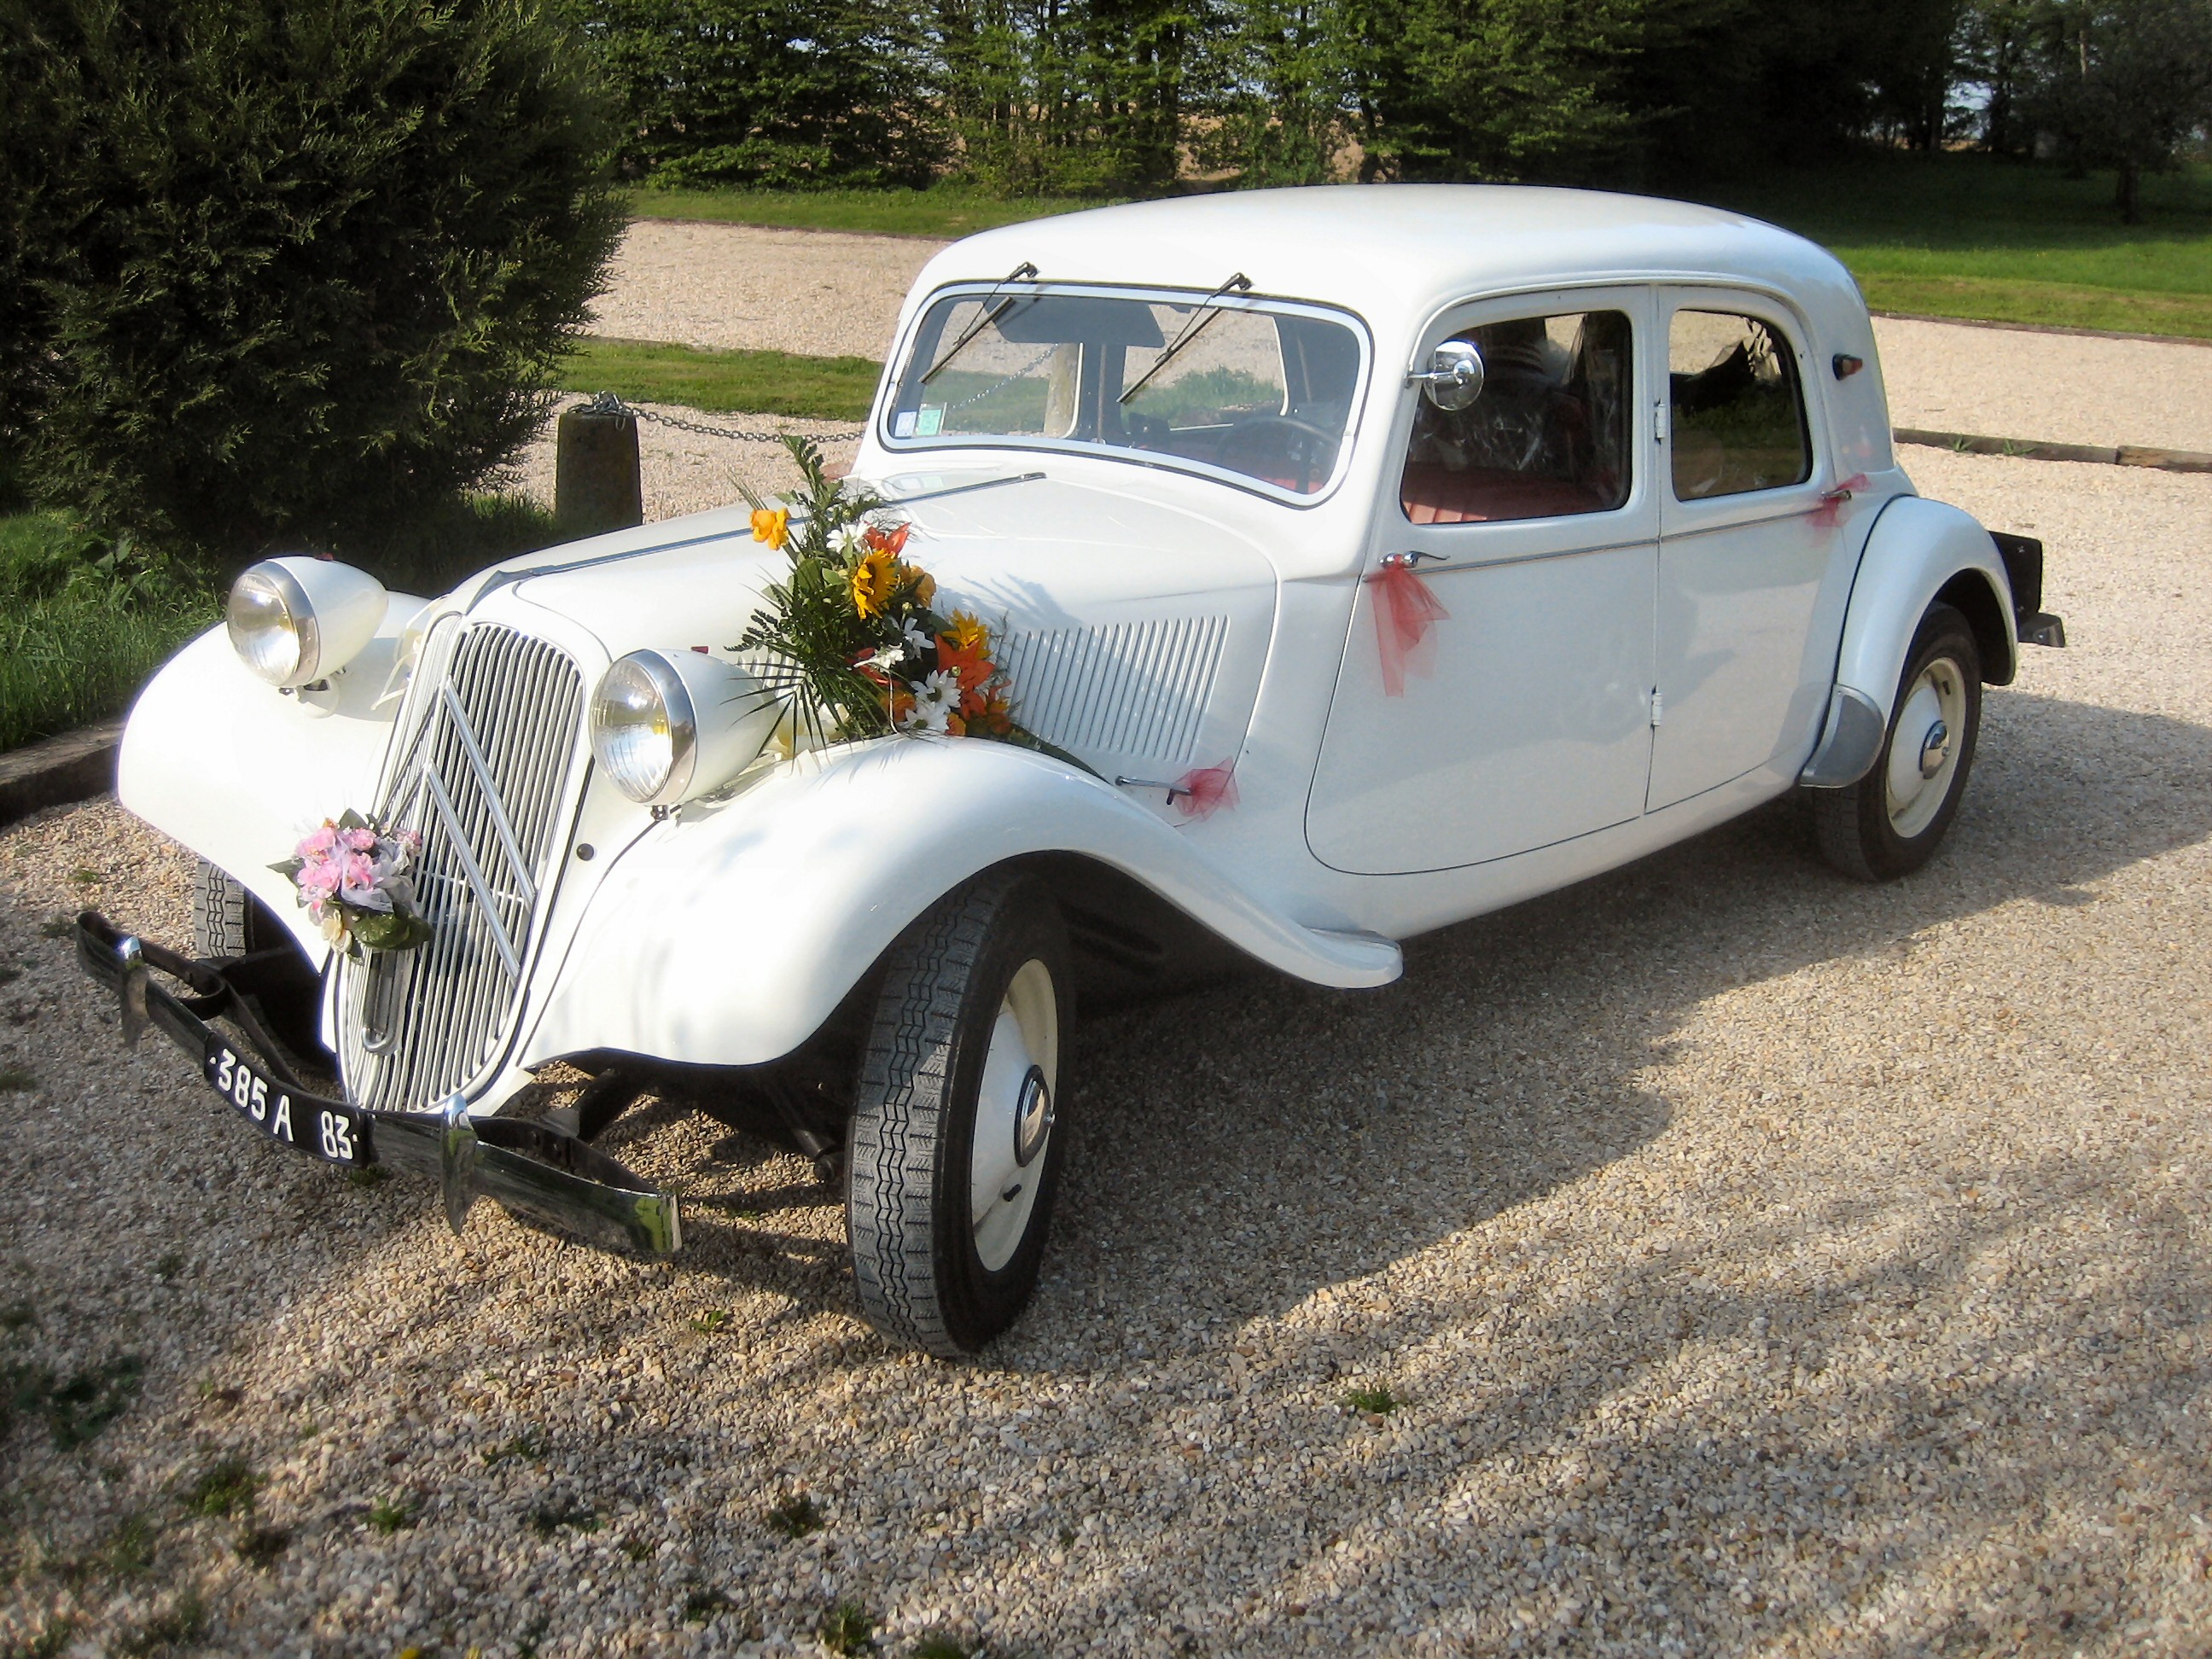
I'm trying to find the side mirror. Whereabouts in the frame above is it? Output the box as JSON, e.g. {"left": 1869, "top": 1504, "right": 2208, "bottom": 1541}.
{"left": 1412, "top": 340, "right": 1484, "bottom": 411}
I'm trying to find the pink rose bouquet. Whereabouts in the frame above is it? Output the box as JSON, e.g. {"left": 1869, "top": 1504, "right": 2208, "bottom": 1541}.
{"left": 271, "top": 810, "right": 431, "bottom": 959}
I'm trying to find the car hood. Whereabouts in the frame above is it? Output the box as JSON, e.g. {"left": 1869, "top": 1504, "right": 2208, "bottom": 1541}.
{"left": 487, "top": 469, "right": 1281, "bottom": 781}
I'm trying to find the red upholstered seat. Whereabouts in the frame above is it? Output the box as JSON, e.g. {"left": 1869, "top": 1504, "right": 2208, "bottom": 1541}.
{"left": 1400, "top": 465, "right": 1613, "bottom": 525}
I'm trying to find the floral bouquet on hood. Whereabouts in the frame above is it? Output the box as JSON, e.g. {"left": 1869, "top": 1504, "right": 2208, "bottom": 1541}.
{"left": 735, "top": 436, "right": 1086, "bottom": 769}
{"left": 272, "top": 811, "right": 433, "bottom": 960}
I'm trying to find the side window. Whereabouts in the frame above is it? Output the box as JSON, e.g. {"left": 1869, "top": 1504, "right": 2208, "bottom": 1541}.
{"left": 1400, "top": 310, "right": 1633, "bottom": 526}
{"left": 1668, "top": 311, "right": 1812, "bottom": 500}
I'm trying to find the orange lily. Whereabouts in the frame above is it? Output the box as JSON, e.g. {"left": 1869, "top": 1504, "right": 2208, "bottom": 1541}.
{"left": 750, "top": 506, "right": 789, "bottom": 550}
{"left": 936, "top": 630, "right": 996, "bottom": 717}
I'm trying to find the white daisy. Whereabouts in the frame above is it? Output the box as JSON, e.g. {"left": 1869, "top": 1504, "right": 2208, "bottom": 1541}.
{"left": 900, "top": 670, "right": 960, "bottom": 735}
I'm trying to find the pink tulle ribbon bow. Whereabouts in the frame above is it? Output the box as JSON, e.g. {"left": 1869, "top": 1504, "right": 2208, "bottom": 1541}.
{"left": 1172, "top": 760, "right": 1239, "bottom": 822}
{"left": 1808, "top": 473, "right": 1870, "bottom": 531}
{"left": 1366, "top": 557, "right": 1450, "bottom": 697}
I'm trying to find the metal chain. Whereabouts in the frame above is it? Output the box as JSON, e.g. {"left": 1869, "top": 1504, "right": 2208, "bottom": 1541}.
{"left": 571, "top": 389, "right": 865, "bottom": 445}
{"left": 942, "top": 345, "right": 1057, "bottom": 413}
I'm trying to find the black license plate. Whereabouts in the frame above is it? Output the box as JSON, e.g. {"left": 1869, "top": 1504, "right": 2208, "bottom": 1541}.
{"left": 201, "top": 1039, "right": 375, "bottom": 1166}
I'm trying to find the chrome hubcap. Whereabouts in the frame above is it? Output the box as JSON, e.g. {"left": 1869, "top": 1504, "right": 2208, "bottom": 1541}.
{"left": 1012, "top": 1066, "right": 1052, "bottom": 1167}
{"left": 1918, "top": 719, "right": 1950, "bottom": 778}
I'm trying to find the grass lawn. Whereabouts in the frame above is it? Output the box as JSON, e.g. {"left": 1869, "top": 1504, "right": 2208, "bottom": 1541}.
{"left": 625, "top": 183, "right": 1105, "bottom": 239}
{"left": 556, "top": 338, "right": 882, "bottom": 423}
{"left": 0, "top": 512, "right": 215, "bottom": 753}
{"left": 1703, "top": 152, "right": 2212, "bottom": 339}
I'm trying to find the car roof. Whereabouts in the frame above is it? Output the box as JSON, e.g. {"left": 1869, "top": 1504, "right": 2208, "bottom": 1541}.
{"left": 909, "top": 184, "right": 1866, "bottom": 352}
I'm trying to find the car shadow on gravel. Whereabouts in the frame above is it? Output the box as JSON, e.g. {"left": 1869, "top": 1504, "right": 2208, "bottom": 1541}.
{"left": 1028, "top": 689, "right": 2212, "bottom": 1359}
{"left": 929, "top": 687, "right": 2212, "bottom": 1649}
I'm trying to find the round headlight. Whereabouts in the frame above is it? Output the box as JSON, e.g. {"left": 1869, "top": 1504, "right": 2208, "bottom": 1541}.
{"left": 227, "top": 565, "right": 317, "bottom": 685}
{"left": 225, "top": 556, "right": 389, "bottom": 689}
{"left": 590, "top": 649, "right": 782, "bottom": 808}
{"left": 590, "top": 653, "right": 697, "bottom": 805}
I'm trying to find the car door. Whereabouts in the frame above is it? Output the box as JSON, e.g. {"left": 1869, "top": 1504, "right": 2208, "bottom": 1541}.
{"left": 1307, "top": 288, "right": 1659, "bottom": 876}
{"left": 1647, "top": 290, "right": 1841, "bottom": 812}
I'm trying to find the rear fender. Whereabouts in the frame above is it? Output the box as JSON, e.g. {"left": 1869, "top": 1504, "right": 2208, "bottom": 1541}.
{"left": 520, "top": 737, "right": 1400, "bottom": 1072}
{"left": 1801, "top": 496, "right": 2014, "bottom": 789}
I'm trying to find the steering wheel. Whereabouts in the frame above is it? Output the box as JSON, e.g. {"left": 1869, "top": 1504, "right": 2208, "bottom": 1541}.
{"left": 1214, "top": 414, "right": 1338, "bottom": 492}
{"left": 1122, "top": 410, "right": 1173, "bottom": 450}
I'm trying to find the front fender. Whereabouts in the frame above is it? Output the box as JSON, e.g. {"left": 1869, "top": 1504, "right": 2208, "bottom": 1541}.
{"left": 1801, "top": 496, "right": 2014, "bottom": 789}
{"left": 118, "top": 602, "right": 422, "bottom": 963}
{"left": 521, "top": 737, "right": 1401, "bottom": 1072}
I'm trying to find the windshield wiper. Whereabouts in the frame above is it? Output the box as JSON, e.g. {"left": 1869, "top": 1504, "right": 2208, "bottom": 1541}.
{"left": 1118, "top": 272, "right": 1252, "bottom": 405}
{"left": 919, "top": 261, "right": 1039, "bottom": 385}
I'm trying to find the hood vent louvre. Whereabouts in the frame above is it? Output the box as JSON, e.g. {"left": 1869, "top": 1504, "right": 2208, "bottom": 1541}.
{"left": 998, "top": 614, "right": 1228, "bottom": 768}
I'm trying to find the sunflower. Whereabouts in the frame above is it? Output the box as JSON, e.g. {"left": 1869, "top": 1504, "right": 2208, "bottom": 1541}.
{"left": 850, "top": 544, "right": 900, "bottom": 619}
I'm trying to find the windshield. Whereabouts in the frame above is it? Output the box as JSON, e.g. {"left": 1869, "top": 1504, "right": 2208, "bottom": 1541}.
{"left": 884, "top": 288, "right": 1365, "bottom": 497}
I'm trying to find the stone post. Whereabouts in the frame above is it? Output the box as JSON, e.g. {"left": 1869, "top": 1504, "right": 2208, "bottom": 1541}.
{"left": 554, "top": 398, "right": 643, "bottom": 540}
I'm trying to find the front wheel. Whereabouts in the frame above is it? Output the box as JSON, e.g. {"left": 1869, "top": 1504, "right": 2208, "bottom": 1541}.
{"left": 1814, "top": 601, "right": 1982, "bottom": 882}
{"left": 846, "top": 871, "right": 1071, "bottom": 1356}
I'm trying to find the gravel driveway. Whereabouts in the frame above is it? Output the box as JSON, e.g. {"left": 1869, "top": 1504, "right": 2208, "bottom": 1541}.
{"left": 4, "top": 451, "right": 2211, "bottom": 1657}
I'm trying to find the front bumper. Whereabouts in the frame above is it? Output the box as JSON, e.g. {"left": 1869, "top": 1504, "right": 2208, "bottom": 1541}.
{"left": 74, "top": 914, "right": 680, "bottom": 1255}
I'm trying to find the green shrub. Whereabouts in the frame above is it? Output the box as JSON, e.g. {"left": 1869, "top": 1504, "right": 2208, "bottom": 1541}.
{"left": 1, "top": 0, "right": 622, "bottom": 574}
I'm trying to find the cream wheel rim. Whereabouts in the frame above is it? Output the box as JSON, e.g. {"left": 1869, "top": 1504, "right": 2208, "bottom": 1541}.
{"left": 1885, "top": 655, "right": 1967, "bottom": 841}
{"left": 969, "top": 959, "right": 1059, "bottom": 1272}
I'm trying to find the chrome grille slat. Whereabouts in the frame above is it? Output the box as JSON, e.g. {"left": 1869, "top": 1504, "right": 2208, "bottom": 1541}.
{"left": 337, "top": 622, "right": 585, "bottom": 1111}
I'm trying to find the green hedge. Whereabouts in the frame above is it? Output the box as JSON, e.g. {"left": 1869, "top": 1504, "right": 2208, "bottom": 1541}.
{"left": 0, "top": 0, "right": 622, "bottom": 574}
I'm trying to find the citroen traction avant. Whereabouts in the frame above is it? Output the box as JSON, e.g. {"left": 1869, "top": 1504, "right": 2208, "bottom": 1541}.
{"left": 78, "top": 186, "right": 2063, "bottom": 1354}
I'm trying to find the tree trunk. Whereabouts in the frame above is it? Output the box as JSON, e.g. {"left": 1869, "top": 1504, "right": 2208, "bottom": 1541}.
{"left": 2116, "top": 160, "right": 2141, "bottom": 224}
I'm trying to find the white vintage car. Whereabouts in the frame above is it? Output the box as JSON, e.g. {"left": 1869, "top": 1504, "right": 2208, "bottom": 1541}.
{"left": 79, "top": 186, "right": 2063, "bottom": 1354}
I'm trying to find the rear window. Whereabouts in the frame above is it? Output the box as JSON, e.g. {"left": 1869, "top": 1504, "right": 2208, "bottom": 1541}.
{"left": 1668, "top": 311, "right": 1813, "bottom": 500}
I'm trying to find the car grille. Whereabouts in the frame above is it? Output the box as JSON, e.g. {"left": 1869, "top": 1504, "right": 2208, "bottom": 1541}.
{"left": 336, "top": 619, "right": 586, "bottom": 1111}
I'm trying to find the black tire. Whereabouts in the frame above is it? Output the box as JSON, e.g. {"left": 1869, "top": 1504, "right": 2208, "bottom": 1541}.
{"left": 847, "top": 871, "right": 1072, "bottom": 1357}
{"left": 1814, "top": 602, "right": 1982, "bottom": 882}
{"left": 189, "top": 858, "right": 286, "bottom": 958}
{"left": 189, "top": 859, "right": 329, "bottom": 1069}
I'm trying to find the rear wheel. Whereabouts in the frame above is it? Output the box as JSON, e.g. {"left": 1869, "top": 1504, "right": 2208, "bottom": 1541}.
{"left": 846, "top": 871, "right": 1071, "bottom": 1356}
{"left": 1814, "top": 602, "right": 1981, "bottom": 882}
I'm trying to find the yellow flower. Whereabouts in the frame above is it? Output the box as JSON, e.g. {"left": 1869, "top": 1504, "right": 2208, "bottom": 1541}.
{"left": 944, "top": 609, "right": 991, "bottom": 657}
{"left": 750, "top": 507, "right": 789, "bottom": 549}
{"left": 850, "top": 544, "right": 899, "bottom": 619}
{"left": 908, "top": 567, "right": 937, "bottom": 608}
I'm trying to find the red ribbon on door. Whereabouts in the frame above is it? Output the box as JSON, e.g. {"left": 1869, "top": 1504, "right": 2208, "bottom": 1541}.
{"left": 1807, "top": 473, "right": 1870, "bottom": 531}
{"left": 1171, "top": 760, "right": 1239, "bottom": 821}
{"left": 1366, "top": 556, "right": 1450, "bottom": 697}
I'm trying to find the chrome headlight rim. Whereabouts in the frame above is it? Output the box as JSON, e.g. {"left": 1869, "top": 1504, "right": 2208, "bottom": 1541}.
{"left": 227, "top": 561, "right": 322, "bottom": 687}
{"left": 589, "top": 650, "right": 700, "bottom": 806}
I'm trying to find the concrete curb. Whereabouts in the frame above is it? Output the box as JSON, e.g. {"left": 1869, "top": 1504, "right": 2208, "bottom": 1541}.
{"left": 0, "top": 720, "right": 123, "bottom": 830}
{"left": 1871, "top": 310, "right": 2212, "bottom": 350}
{"left": 1895, "top": 428, "right": 2212, "bottom": 472}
